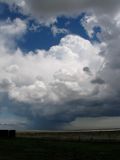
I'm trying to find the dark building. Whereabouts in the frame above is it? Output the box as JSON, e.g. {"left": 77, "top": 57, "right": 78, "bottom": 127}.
{"left": 9, "top": 130, "right": 16, "bottom": 138}
{"left": 0, "top": 130, "right": 9, "bottom": 137}
{"left": 0, "top": 130, "right": 16, "bottom": 138}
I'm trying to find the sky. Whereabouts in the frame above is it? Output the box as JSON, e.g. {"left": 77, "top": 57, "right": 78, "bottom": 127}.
{"left": 0, "top": 0, "right": 120, "bottom": 130}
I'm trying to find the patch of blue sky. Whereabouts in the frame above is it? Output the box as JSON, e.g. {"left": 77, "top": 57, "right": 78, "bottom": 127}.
{"left": 56, "top": 13, "right": 90, "bottom": 40}
{"left": 18, "top": 14, "right": 92, "bottom": 52}
{"left": 91, "top": 26, "right": 101, "bottom": 43}
{"left": 18, "top": 15, "right": 101, "bottom": 52}
{"left": 0, "top": 2, "right": 101, "bottom": 52}
{"left": 0, "top": 2, "right": 27, "bottom": 21}
{"left": 18, "top": 23, "right": 64, "bottom": 52}
{"left": 55, "top": 14, "right": 101, "bottom": 42}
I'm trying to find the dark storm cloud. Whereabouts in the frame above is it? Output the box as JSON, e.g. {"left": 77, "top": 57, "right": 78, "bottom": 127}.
{"left": 91, "top": 77, "right": 105, "bottom": 84}
{"left": 1, "top": 0, "right": 120, "bottom": 24}
{"left": 83, "top": 67, "right": 92, "bottom": 75}
{"left": 25, "top": 0, "right": 120, "bottom": 16}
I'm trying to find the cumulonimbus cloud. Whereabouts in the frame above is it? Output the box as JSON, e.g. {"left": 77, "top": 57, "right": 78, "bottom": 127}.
{"left": 1, "top": 0, "right": 120, "bottom": 129}
{"left": 0, "top": 17, "right": 106, "bottom": 129}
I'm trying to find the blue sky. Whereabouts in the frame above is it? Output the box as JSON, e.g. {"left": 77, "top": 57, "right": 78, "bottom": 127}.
{"left": 0, "top": 2, "right": 100, "bottom": 52}
{"left": 0, "top": 0, "right": 120, "bottom": 130}
{"left": 18, "top": 15, "right": 100, "bottom": 52}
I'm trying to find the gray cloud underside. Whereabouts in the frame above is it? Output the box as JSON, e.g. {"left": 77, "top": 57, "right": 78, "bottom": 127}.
{"left": 1, "top": 0, "right": 120, "bottom": 24}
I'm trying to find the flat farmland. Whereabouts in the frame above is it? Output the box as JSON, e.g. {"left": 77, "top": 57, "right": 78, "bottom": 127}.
{"left": 17, "top": 130, "right": 120, "bottom": 141}
{"left": 0, "top": 138, "right": 120, "bottom": 160}
{"left": 0, "top": 131, "right": 120, "bottom": 160}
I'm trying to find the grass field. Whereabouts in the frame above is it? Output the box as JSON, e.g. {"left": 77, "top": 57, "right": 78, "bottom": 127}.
{"left": 16, "top": 130, "right": 120, "bottom": 141}
{"left": 0, "top": 138, "right": 120, "bottom": 160}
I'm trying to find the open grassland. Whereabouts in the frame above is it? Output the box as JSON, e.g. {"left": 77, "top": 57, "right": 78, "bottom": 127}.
{"left": 0, "top": 138, "right": 120, "bottom": 160}
{"left": 17, "top": 130, "right": 120, "bottom": 142}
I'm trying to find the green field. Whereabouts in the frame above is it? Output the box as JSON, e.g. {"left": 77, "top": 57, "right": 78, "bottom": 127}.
{"left": 0, "top": 138, "right": 120, "bottom": 160}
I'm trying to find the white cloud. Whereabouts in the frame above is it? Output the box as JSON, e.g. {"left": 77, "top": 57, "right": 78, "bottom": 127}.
{"left": 0, "top": 18, "right": 26, "bottom": 36}
{"left": 51, "top": 25, "right": 69, "bottom": 36}
{"left": 0, "top": 18, "right": 27, "bottom": 51}
{"left": 17, "top": 36, "right": 103, "bottom": 104}
{"left": 82, "top": 11, "right": 120, "bottom": 101}
{"left": 0, "top": 30, "right": 104, "bottom": 115}
{"left": 81, "top": 14, "right": 99, "bottom": 37}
